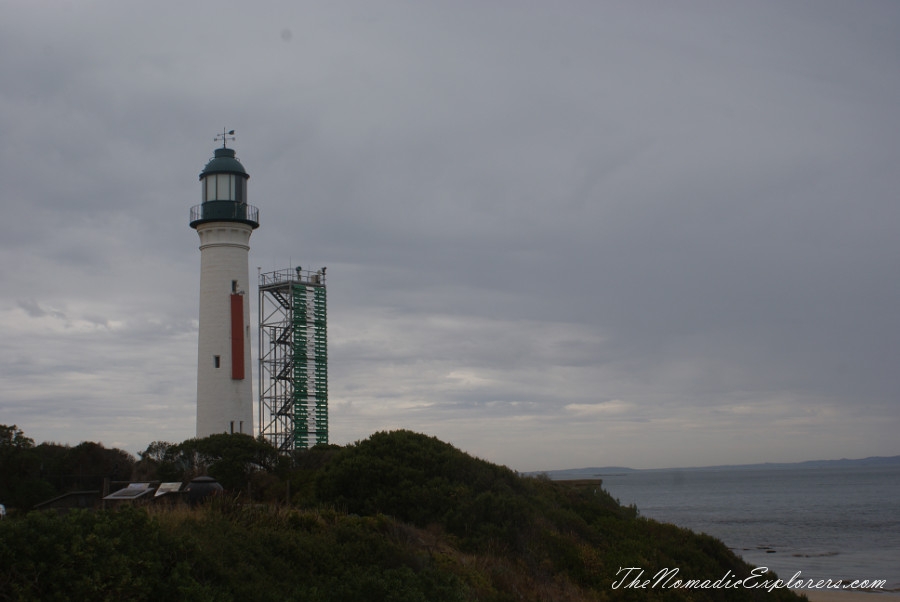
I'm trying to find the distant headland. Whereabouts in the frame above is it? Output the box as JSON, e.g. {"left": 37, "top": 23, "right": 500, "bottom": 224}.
{"left": 535, "top": 455, "right": 900, "bottom": 480}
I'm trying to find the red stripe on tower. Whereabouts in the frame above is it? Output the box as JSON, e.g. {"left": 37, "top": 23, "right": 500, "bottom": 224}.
{"left": 231, "top": 294, "right": 244, "bottom": 380}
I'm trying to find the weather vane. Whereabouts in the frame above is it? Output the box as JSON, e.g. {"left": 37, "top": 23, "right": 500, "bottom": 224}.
{"left": 215, "top": 128, "right": 236, "bottom": 148}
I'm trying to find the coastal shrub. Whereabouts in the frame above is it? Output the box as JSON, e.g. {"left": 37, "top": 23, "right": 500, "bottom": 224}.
{"left": 312, "top": 430, "right": 806, "bottom": 601}
{"left": 1, "top": 428, "right": 808, "bottom": 601}
{"left": 0, "top": 507, "right": 207, "bottom": 601}
{"left": 313, "top": 430, "right": 530, "bottom": 550}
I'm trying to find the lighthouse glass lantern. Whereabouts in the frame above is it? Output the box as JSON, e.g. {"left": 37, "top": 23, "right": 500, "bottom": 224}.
{"left": 190, "top": 147, "right": 258, "bottom": 228}
{"left": 202, "top": 169, "right": 246, "bottom": 202}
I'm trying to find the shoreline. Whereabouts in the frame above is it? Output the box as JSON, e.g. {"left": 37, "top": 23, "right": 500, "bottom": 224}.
{"left": 802, "top": 591, "right": 900, "bottom": 602}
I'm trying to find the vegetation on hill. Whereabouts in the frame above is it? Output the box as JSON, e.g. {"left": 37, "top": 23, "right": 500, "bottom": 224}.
{"left": 0, "top": 424, "right": 135, "bottom": 509}
{"left": 0, "top": 426, "right": 807, "bottom": 601}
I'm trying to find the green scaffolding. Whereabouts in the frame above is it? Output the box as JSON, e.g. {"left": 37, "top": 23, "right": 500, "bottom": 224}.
{"left": 291, "top": 283, "right": 328, "bottom": 448}
{"left": 258, "top": 268, "right": 328, "bottom": 453}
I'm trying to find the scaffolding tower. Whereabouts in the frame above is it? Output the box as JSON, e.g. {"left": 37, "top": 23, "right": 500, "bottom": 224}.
{"left": 258, "top": 266, "right": 327, "bottom": 452}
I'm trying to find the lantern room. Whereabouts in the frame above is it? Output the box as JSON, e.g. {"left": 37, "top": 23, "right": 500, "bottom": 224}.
{"left": 190, "top": 147, "right": 259, "bottom": 229}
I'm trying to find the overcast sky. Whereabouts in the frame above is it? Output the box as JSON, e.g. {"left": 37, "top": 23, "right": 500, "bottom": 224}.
{"left": 1, "top": 1, "right": 898, "bottom": 470}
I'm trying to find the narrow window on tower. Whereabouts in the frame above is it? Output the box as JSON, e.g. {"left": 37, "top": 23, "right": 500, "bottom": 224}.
{"left": 214, "top": 355, "right": 220, "bottom": 368}
{"left": 239, "top": 421, "right": 244, "bottom": 434}
{"left": 232, "top": 280, "right": 238, "bottom": 293}
{"left": 230, "top": 421, "right": 234, "bottom": 434}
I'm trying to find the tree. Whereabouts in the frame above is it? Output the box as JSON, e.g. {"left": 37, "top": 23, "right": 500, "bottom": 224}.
{"left": 132, "top": 441, "right": 176, "bottom": 481}
{"left": 143, "top": 434, "right": 282, "bottom": 495}
{"left": 193, "top": 433, "right": 280, "bottom": 491}
{"left": 67, "top": 441, "right": 135, "bottom": 488}
{"left": 0, "top": 425, "right": 54, "bottom": 510}
{"left": 0, "top": 424, "right": 34, "bottom": 450}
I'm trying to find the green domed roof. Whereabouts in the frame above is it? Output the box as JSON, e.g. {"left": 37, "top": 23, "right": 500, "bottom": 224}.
{"left": 199, "top": 147, "right": 249, "bottom": 179}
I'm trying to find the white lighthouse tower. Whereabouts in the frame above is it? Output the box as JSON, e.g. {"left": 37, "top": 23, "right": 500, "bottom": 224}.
{"left": 190, "top": 131, "right": 259, "bottom": 438}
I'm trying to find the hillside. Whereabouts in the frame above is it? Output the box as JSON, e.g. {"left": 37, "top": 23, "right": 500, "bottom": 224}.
{"left": 0, "top": 430, "right": 807, "bottom": 601}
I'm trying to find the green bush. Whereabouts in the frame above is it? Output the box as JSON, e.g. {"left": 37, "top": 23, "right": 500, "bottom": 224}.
{"left": 0, "top": 429, "right": 808, "bottom": 602}
{"left": 0, "top": 507, "right": 207, "bottom": 601}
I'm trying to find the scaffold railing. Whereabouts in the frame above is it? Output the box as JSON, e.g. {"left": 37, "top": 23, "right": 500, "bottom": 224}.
{"left": 259, "top": 266, "right": 325, "bottom": 289}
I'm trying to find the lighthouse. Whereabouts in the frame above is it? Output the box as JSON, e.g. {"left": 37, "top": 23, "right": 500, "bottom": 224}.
{"left": 189, "top": 131, "right": 259, "bottom": 438}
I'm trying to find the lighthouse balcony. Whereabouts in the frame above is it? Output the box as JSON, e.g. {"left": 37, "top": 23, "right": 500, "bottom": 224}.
{"left": 190, "top": 201, "right": 259, "bottom": 229}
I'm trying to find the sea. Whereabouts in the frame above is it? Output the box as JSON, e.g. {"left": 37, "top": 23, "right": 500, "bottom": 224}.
{"left": 582, "top": 463, "right": 900, "bottom": 592}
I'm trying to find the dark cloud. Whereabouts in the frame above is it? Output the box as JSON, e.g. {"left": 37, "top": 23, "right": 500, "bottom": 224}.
{"left": 1, "top": 1, "right": 898, "bottom": 469}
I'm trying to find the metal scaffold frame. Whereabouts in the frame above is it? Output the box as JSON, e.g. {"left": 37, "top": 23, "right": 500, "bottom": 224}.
{"left": 258, "top": 267, "right": 328, "bottom": 452}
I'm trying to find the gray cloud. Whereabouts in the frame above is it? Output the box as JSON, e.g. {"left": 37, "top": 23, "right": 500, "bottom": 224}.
{"left": 1, "top": 1, "right": 898, "bottom": 469}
